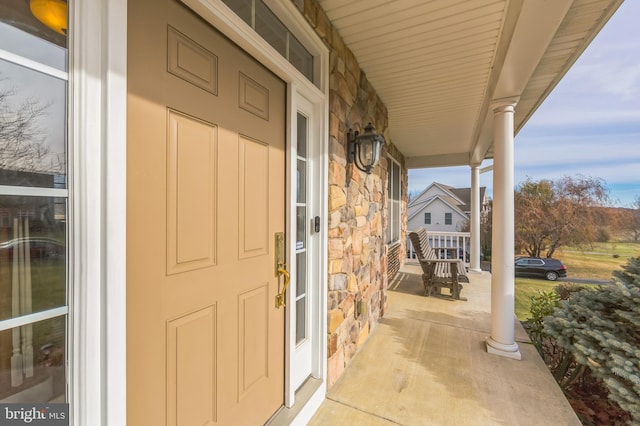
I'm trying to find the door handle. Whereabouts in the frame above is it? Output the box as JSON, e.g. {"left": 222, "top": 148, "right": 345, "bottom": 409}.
{"left": 275, "top": 267, "right": 290, "bottom": 308}
{"left": 274, "top": 232, "right": 285, "bottom": 274}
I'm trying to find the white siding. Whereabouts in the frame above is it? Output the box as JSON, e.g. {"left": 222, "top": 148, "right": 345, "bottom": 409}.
{"left": 408, "top": 198, "right": 468, "bottom": 232}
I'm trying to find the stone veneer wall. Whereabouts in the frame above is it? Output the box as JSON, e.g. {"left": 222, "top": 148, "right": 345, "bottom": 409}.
{"left": 291, "top": 0, "right": 408, "bottom": 387}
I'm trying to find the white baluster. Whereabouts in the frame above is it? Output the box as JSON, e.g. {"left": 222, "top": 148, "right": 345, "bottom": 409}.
{"left": 23, "top": 217, "right": 34, "bottom": 378}
{"left": 11, "top": 217, "right": 24, "bottom": 387}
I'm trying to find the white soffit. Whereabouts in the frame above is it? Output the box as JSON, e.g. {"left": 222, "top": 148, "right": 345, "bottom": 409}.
{"left": 318, "top": 0, "right": 624, "bottom": 169}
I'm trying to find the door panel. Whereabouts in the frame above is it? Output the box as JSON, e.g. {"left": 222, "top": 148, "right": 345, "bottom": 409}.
{"left": 127, "top": 0, "right": 286, "bottom": 424}
{"left": 166, "top": 306, "right": 217, "bottom": 426}
{"left": 238, "top": 135, "right": 270, "bottom": 259}
{"left": 238, "top": 285, "right": 269, "bottom": 396}
{"left": 166, "top": 110, "right": 217, "bottom": 273}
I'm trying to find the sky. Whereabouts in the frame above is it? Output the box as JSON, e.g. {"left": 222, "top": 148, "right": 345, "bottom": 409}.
{"left": 0, "top": 22, "right": 67, "bottom": 172}
{"left": 408, "top": 1, "right": 640, "bottom": 208}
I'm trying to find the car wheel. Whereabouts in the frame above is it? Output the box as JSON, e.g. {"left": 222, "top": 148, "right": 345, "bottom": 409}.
{"left": 545, "top": 271, "right": 558, "bottom": 281}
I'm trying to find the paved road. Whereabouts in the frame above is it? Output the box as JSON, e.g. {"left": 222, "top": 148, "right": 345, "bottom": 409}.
{"left": 558, "top": 277, "right": 611, "bottom": 285}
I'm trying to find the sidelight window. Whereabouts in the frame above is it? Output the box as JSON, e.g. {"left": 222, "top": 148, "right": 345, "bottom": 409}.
{"left": 0, "top": 10, "right": 69, "bottom": 405}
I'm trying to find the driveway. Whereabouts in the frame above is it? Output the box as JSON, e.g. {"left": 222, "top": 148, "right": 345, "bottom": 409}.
{"left": 558, "top": 277, "right": 611, "bottom": 285}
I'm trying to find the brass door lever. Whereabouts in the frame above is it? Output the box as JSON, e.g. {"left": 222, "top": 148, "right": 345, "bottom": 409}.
{"left": 275, "top": 267, "right": 290, "bottom": 308}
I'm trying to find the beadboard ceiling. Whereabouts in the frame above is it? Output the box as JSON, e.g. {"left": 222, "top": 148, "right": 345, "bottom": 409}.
{"left": 317, "top": 0, "right": 624, "bottom": 169}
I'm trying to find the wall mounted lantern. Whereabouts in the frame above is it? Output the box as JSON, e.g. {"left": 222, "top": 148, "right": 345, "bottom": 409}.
{"left": 30, "top": 0, "right": 68, "bottom": 35}
{"left": 347, "top": 122, "right": 385, "bottom": 174}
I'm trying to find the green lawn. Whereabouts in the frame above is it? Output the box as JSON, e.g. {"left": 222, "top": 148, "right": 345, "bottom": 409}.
{"left": 556, "top": 242, "right": 640, "bottom": 280}
{"left": 515, "top": 278, "right": 564, "bottom": 320}
{"left": 515, "top": 242, "right": 640, "bottom": 320}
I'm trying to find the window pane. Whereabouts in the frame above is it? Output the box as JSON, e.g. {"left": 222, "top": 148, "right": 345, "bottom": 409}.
{"left": 0, "top": 196, "right": 66, "bottom": 321}
{"left": 392, "top": 162, "right": 400, "bottom": 201}
{"left": 297, "top": 113, "right": 307, "bottom": 157}
{"left": 295, "top": 298, "right": 306, "bottom": 344}
{"left": 387, "top": 159, "right": 401, "bottom": 243}
{"left": 0, "top": 315, "right": 66, "bottom": 402}
{"left": 0, "top": 17, "right": 67, "bottom": 71}
{"left": 255, "top": 1, "right": 286, "bottom": 57}
{"left": 296, "top": 159, "right": 306, "bottom": 204}
{"left": 0, "top": 59, "right": 67, "bottom": 187}
{"left": 296, "top": 206, "right": 306, "bottom": 250}
{"left": 392, "top": 200, "right": 400, "bottom": 241}
{"left": 296, "top": 252, "right": 306, "bottom": 297}
{"left": 386, "top": 162, "right": 392, "bottom": 242}
{"left": 289, "top": 34, "right": 313, "bottom": 81}
{"left": 220, "top": 0, "right": 252, "bottom": 23}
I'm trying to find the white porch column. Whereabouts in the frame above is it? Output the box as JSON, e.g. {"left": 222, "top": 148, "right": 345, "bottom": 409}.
{"left": 486, "top": 97, "right": 521, "bottom": 360}
{"left": 469, "top": 165, "right": 482, "bottom": 272}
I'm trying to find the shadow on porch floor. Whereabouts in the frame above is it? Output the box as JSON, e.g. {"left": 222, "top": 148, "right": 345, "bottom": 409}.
{"left": 308, "top": 263, "right": 580, "bottom": 426}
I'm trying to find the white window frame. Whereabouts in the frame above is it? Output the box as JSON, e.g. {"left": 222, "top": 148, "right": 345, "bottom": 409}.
{"left": 387, "top": 155, "right": 401, "bottom": 245}
{"left": 287, "top": 92, "right": 324, "bottom": 405}
{"left": 0, "top": 9, "right": 71, "bottom": 418}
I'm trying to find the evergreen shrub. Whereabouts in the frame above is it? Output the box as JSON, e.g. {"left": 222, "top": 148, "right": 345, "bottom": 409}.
{"left": 544, "top": 257, "right": 640, "bottom": 421}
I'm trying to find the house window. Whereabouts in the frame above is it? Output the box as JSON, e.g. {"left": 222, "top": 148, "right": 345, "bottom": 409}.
{"left": 0, "top": 16, "right": 69, "bottom": 404}
{"left": 424, "top": 212, "right": 431, "bottom": 224}
{"left": 445, "top": 212, "right": 452, "bottom": 225}
{"left": 386, "top": 156, "right": 401, "bottom": 244}
{"left": 222, "top": 0, "right": 315, "bottom": 84}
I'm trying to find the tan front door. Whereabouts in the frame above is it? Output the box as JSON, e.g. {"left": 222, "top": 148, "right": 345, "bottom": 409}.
{"left": 127, "top": 0, "right": 286, "bottom": 424}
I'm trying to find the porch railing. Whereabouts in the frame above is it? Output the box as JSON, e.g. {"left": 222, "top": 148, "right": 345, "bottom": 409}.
{"left": 406, "top": 230, "right": 471, "bottom": 269}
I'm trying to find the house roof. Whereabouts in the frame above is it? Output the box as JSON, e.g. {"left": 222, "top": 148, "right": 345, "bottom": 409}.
{"left": 407, "top": 194, "right": 468, "bottom": 223}
{"left": 317, "top": 0, "right": 623, "bottom": 169}
{"left": 409, "top": 182, "right": 486, "bottom": 211}
{"left": 450, "top": 187, "right": 487, "bottom": 211}
{"left": 408, "top": 182, "right": 486, "bottom": 222}
{"left": 408, "top": 182, "right": 463, "bottom": 208}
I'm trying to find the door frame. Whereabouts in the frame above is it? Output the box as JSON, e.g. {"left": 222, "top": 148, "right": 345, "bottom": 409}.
{"left": 72, "top": 0, "right": 328, "bottom": 424}
{"left": 286, "top": 92, "right": 324, "bottom": 404}
{"left": 70, "top": 0, "right": 128, "bottom": 425}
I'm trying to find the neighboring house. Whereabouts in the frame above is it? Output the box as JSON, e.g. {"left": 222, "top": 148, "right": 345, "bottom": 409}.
{"left": 0, "top": 1, "right": 624, "bottom": 425}
{"left": 408, "top": 183, "right": 487, "bottom": 232}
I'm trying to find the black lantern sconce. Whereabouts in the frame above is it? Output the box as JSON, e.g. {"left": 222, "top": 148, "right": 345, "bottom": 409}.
{"left": 347, "top": 123, "right": 385, "bottom": 174}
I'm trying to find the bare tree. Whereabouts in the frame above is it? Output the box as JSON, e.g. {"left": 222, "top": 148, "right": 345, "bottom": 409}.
{"left": 621, "top": 196, "right": 640, "bottom": 242}
{"left": 515, "top": 175, "right": 609, "bottom": 258}
{"left": 0, "top": 76, "right": 56, "bottom": 173}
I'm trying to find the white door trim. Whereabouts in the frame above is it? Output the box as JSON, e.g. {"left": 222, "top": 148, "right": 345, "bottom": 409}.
{"left": 71, "top": 0, "right": 128, "bottom": 425}
{"left": 286, "top": 92, "right": 320, "bottom": 402}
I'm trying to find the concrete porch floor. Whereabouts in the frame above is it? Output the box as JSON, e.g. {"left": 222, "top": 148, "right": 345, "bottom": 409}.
{"left": 308, "top": 263, "right": 581, "bottom": 426}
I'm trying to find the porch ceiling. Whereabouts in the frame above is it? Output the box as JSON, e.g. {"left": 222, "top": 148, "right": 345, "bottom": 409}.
{"left": 317, "top": 0, "right": 623, "bottom": 169}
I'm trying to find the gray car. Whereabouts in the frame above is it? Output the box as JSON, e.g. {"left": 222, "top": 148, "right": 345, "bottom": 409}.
{"left": 515, "top": 257, "right": 567, "bottom": 281}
